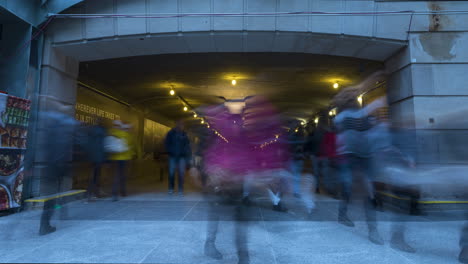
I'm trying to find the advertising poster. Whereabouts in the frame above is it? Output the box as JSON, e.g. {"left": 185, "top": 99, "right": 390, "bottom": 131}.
{"left": 0, "top": 94, "right": 31, "bottom": 211}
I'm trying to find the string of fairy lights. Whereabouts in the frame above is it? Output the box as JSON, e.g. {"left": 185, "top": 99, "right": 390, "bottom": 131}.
{"left": 168, "top": 79, "right": 372, "bottom": 146}
{"left": 259, "top": 134, "right": 280, "bottom": 149}
{"left": 168, "top": 84, "right": 229, "bottom": 143}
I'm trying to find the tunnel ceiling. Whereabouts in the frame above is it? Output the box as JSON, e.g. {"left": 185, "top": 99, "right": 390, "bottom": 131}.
{"left": 78, "top": 52, "right": 382, "bottom": 123}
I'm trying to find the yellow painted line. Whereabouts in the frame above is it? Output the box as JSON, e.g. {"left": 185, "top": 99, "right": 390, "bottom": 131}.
{"left": 419, "top": 200, "right": 468, "bottom": 204}
{"left": 378, "top": 191, "right": 468, "bottom": 204}
{"left": 378, "top": 191, "right": 410, "bottom": 201}
{"left": 25, "top": 190, "right": 86, "bottom": 203}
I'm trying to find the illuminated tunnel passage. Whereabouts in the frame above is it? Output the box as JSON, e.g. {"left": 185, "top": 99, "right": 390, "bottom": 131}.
{"left": 72, "top": 52, "right": 384, "bottom": 197}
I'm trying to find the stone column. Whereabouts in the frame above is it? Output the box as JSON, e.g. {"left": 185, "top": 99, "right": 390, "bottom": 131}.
{"left": 386, "top": 32, "right": 468, "bottom": 165}
{"left": 30, "top": 37, "right": 79, "bottom": 197}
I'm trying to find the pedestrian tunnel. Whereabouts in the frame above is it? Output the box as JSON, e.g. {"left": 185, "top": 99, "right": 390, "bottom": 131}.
{"left": 70, "top": 52, "right": 387, "bottom": 196}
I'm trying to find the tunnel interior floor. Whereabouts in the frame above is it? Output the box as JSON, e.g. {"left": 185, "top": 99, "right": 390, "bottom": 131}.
{"left": 0, "top": 192, "right": 465, "bottom": 264}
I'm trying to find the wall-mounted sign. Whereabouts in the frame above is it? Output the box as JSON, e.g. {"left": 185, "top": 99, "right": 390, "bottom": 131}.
{"left": 75, "top": 103, "right": 121, "bottom": 125}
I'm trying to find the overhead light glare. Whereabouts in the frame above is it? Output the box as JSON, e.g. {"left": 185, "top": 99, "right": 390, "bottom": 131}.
{"left": 357, "top": 95, "right": 363, "bottom": 105}
{"left": 170, "top": 89, "right": 175, "bottom": 96}
{"left": 333, "top": 82, "right": 339, "bottom": 89}
{"left": 231, "top": 79, "right": 237, "bottom": 86}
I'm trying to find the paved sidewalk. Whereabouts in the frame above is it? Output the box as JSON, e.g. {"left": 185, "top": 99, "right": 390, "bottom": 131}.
{"left": 0, "top": 193, "right": 465, "bottom": 264}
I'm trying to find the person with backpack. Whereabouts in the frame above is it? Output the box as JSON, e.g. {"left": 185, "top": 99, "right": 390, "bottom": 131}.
{"left": 106, "top": 120, "right": 135, "bottom": 201}
{"left": 164, "top": 120, "right": 192, "bottom": 196}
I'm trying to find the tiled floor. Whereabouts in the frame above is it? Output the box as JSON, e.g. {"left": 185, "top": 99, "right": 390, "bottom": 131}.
{"left": 0, "top": 192, "right": 464, "bottom": 264}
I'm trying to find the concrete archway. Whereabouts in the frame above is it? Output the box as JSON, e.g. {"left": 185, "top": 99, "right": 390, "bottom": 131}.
{"left": 30, "top": 0, "right": 468, "bottom": 198}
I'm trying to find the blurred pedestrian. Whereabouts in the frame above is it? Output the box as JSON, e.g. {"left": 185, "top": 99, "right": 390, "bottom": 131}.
{"left": 287, "top": 121, "right": 306, "bottom": 198}
{"left": 164, "top": 120, "right": 192, "bottom": 196}
{"left": 106, "top": 120, "right": 135, "bottom": 201}
{"left": 333, "top": 87, "right": 385, "bottom": 245}
{"left": 85, "top": 118, "right": 107, "bottom": 201}
{"left": 201, "top": 104, "right": 252, "bottom": 264}
{"left": 306, "top": 121, "right": 326, "bottom": 193}
{"left": 460, "top": 221, "right": 468, "bottom": 263}
{"left": 38, "top": 96, "right": 78, "bottom": 236}
{"left": 316, "top": 122, "right": 338, "bottom": 196}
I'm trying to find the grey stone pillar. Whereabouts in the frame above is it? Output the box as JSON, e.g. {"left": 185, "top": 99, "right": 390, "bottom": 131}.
{"left": 30, "top": 37, "right": 79, "bottom": 197}
{"left": 386, "top": 32, "right": 468, "bottom": 165}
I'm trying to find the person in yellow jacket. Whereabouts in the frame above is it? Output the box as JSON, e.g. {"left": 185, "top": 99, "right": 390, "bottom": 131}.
{"left": 108, "top": 120, "right": 136, "bottom": 201}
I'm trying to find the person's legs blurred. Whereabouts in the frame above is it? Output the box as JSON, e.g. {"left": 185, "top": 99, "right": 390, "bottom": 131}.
{"left": 242, "top": 174, "right": 253, "bottom": 206}
{"left": 177, "top": 158, "right": 186, "bottom": 195}
{"left": 321, "top": 158, "right": 333, "bottom": 194}
{"left": 365, "top": 197, "right": 383, "bottom": 245}
{"left": 235, "top": 190, "right": 250, "bottom": 264}
{"left": 460, "top": 218, "right": 468, "bottom": 263}
{"left": 205, "top": 191, "right": 222, "bottom": 260}
{"left": 311, "top": 155, "right": 321, "bottom": 193}
{"left": 39, "top": 199, "right": 56, "bottom": 235}
{"left": 270, "top": 170, "right": 289, "bottom": 212}
{"left": 168, "top": 157, "right": 176, "bottom": 193}
{"left": 391, "top": 220, "right": 415, "bottom": 253}
{"left": 290, "top": 159, "right": 303, "bottom": 196}
{"left": 338, "top": 158, "right": 354, "bottom": 227}
{"left": 119, "top": 160, "right": 127, "bottom": 197}
{"left": 112, "top": 160, "right": 125, "bottom": 200}
{"left": 362, "top": 157, "right": 383, "bottom": 245}
{"left": 88, "top": 163, "right": 102, "bottom": 200}
{"left": 39, "top": 164, "right": 66, "bottom": 235}
{"left": 300, "top": 173, "right": 316, "bottom": 214}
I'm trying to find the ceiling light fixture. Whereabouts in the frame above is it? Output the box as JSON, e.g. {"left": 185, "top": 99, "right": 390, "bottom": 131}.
{"left": 193, "top": 113, "right": 197, "bottom": 118}
{"left": 357, "top": 95, "right": 363, "bottom": 105}
{"left": 333, "top": 82, "right": 339, "bottom": 89}
{"left": 169, "top": 89, "right": 175, "bottom": 96}
{"left": 231, "top": 79, "right": 237, "bottom": 86}
{"left": 314, "top": 117, "right": 319, "bottom": 124}
{"left": 201, "top": 119, "right": 204, "bottom": 124}
{"left": 183, "top": 106, "right": 188, "bottom": 112}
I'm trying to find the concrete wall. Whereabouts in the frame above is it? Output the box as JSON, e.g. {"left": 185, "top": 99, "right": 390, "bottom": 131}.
{"left": 0, "top": 0, "right": 41, "bottom": 26}
{"left": 49, "top": 0, "right": 429, "bottom": 61}
{"left": 0, "top": 22, "right": 32, "bottom": 97}
{"left": 0, "top": 0, "right": 82, "bottom": 26}
{"left": 386, "top": 30, "right": 468, "bottom": 164}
